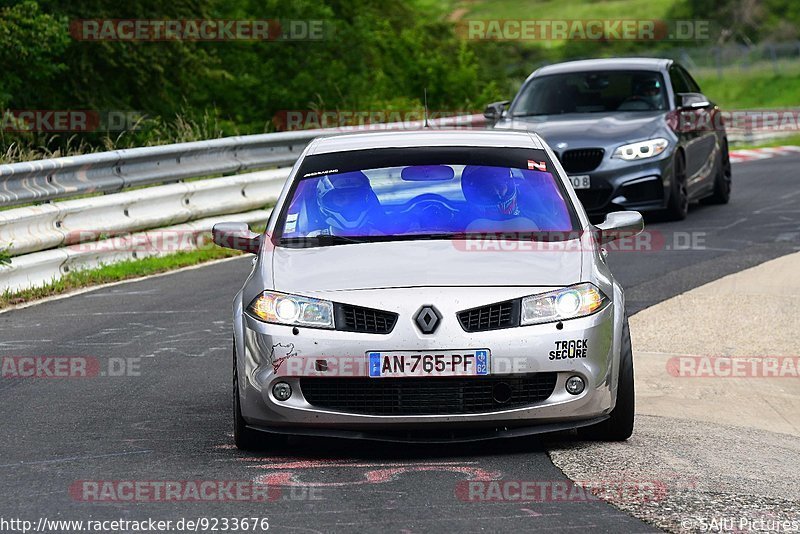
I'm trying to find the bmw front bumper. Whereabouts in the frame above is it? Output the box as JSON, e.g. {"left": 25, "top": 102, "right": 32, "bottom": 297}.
{"left": 572, "top": 150, "right": 674, "bottom": 217}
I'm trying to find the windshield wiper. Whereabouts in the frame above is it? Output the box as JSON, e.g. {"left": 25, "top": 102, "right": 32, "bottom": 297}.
{"left": 391, "top": 233, "right": 458, "bottom": 241}
{"left": 511, "top": 112, "right": 550, "bottom": 117}
{"left": 279, "top": 235, "right": 366, "bottom": 248}
{"left": 280, "top": 233, "right": 464, "bottom": 248}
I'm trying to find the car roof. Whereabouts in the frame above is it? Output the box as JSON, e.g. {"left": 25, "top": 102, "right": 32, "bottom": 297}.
{"left": 307, "top": 129, "right": 544, "bottom": 155}
{"left": 534, "top": 57, "right": 672, "bottom": 76}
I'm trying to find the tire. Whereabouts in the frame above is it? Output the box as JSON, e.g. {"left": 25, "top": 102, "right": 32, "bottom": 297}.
{"left": 700, "top": 141, "right": 731, "bottom": 205}
{"left": 233, "top": 344, "right": 284, "bottom": 450}
{"left": 579, "top": 315, "right": 635, "bottom": 441}
{"left": 665, "top": 151, "right": 689, "bottom": 220}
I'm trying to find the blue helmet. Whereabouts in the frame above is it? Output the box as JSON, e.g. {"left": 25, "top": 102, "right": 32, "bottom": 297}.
{"left": 461, "top": 166, "right": 518, "bottom": 216}
{"left": 316, "top": 171, "right": 376, "bottom": 230}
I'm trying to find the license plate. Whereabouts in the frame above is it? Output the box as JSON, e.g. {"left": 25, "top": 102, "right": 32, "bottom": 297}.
{"left": 368, "top": 350, "right": 489, "bottom": 378}
{"left": 569, "top": 175, "right": 591, "bottom": 189}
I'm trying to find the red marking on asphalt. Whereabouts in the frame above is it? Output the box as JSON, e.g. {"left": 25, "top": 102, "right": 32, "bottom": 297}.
{"left": 520, "top": 508, "right": 542, "bottom": 517}
{"left": 254, "top": 465, "right": 501, "bottom": 487}
{"left": 238, "top": 456, "right": 503, "bottom": 488}
{"left": 729, "top": 145, "right": 800, "bottom": 163}
{"left": 246, "top": 459, "right": 478, "bottom": 470}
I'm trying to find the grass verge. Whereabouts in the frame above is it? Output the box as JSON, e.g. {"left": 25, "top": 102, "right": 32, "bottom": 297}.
{"left": 696, "top": 70, "right": 800, "bottom": 110}
{"left": 450, "top": 0, "right": 675, "bottom": 36}
{"left": 0, "top": 246, "right": 242, "bottom": 310}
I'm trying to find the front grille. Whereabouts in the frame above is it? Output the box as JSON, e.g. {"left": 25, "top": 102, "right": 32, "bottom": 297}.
{"left": 457, "top": 300, "right": 519, "bottom": 332}
{"left": 559, "top": 148, "right": 605, "bottom": 173}
{"left": 300, "top": 374, "right": 559, "bottom": 415}
{"left": 335, "top": 303, "right": 397, "bottom": 334}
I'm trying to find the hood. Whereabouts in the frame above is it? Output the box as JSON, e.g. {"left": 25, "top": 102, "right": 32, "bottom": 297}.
{"left": 271, "top": 239, "right": 584, "bottom": 293}
{"left": 496, "top": 111, "right": 664, "bottom": 147}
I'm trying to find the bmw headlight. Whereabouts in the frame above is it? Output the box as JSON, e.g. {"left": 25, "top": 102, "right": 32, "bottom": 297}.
{"left": 521, "top": 283, "right": 608, "bottom": 325}
{"left": 247, "top": 291, "right": 334, "bottom": 328}
{"left": 612, "top": 138, "right": 669, "bottom": 161}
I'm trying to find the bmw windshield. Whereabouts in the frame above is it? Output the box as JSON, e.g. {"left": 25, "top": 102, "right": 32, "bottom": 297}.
{"left": 511, "top": 70, "right": 669, "bottom": 116}
{"left": 276, "top": 146, "right": 579, "bottom": 247}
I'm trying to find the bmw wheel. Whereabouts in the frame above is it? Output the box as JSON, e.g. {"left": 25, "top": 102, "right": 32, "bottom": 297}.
{"left": 665, "top": 152, "right": 689, "bottom": 220}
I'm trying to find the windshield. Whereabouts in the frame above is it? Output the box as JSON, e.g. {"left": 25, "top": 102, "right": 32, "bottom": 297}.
{"left": 277, "top": 163, "right": 575, "bottom": 246}
{"left": 511, "top": 70, "right": 668, "bottom": 116}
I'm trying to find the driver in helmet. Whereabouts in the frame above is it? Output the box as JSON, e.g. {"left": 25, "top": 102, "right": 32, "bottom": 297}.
{"left": 461, "top": 165, "right": 521, "bottom": 218}
{"left": 631, "top": 77, "right": 664, "bottom": 110}
{"left": 461, "top": 165, "right": 570, "bottom": 233}
{"left": 311, "top": 171, "right": 386, "bottom": 236}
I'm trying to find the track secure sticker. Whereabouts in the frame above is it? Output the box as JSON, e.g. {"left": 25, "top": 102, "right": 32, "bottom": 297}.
{"left": 549, "top": 339, "right": 588, "bottom": 360}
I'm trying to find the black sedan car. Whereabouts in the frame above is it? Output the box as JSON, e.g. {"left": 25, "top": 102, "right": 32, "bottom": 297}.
{"left": 485, "top": 58, "right": 731, "bottom": 220}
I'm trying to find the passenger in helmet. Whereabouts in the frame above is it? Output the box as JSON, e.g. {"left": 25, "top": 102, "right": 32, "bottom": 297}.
{"left": 461, "top": 165, "right": 520, "bottom": 218}
{"left": 313, "top": 171, "right": 385, "bottom": 235}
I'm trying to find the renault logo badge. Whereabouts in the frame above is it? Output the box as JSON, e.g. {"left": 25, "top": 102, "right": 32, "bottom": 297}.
{"left": 414, "top": 305, "right": 442, "bottom": 334}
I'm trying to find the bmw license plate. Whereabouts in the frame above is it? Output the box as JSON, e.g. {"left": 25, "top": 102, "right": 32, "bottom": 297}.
{"left": 569, "top": 175, "right": 591, "bottom": 189}
{"left": 368, "top": 350, "right": 489, "bottom": 378}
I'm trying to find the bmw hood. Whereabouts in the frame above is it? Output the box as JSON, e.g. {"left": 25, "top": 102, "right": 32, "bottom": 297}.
{"left": 271, "top": 239, "right": 584, "bottom": 292}
{"left": 496, "top": 111, "right": 665, "bottom": 146}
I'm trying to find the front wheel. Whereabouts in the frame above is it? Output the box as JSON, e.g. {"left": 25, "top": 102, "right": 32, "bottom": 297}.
{"left": 664, "top": 152, "right": 689, "bottom": 220}
{"left": 233, "top": 344, "right": 284, "bottom": 450}
{"left": 579, "top": 316, "right": 634, "bottom": 441}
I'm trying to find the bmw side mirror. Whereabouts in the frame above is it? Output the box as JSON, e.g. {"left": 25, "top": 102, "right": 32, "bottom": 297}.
{"left": 483, "top": 100, "right": 510, "bottom": 122}
{"left": 677, "top": 92, "right": 711, "bottom": 109}
{"left": 212, "top": 222, "right": 262, "bottom": 254}
{"left": 596, "top": 211, "right": 644, "bottom": 245}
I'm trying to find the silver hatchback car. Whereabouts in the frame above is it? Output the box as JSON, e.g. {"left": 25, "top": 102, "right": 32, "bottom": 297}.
{"left": 213, "top": 129, "right": 644, "bottom": 449}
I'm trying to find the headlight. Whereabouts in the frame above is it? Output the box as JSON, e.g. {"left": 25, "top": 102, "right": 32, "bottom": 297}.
{"left": 521, "top": 283, "right": 608, "bottom": 325}
{"left": 612, "top": 138, "right": 669, "bottom": 161}
{"left": 247, "top": 291, "right": 334, "bottom": 329}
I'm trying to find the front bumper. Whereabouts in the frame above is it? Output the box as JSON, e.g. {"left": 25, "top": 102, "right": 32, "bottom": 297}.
{"left": 234, "top": 288, "right": 621, "bottom": 440}
{"left": 571, "top": 151, "right": 674, "bottom": 217}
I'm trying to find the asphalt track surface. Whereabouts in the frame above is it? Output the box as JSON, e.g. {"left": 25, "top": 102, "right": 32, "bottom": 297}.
{"left": 1, "top": 155, "right": 799, "bottom": 533}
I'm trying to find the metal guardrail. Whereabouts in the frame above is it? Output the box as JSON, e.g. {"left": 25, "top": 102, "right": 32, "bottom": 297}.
{"left": 0, "top": 114, "right": 486, "bottom": 294}
{"left": 0, "top": 168, "right": 289, "bottom": 256}
{"left": 1, "top": 209, "right": 271, "bottom": 293}
{"left": 0, "top": 114, "right": 487, "bottom": 207}
{"left": 0, "top": 131, "right": 314, "bottom": 207}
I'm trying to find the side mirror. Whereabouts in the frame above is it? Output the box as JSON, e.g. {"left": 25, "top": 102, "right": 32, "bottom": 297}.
{"left": 483, "top": 100, "right": 510, "bottom": 122}
{"left": 595, "top": 211, "right": 644, "bottom": 245}
{"left": 677, "top": 92, "right": 710, "bottom": 109}
{"left": 212, "top": 222, "right": 262, "bottom": 254}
